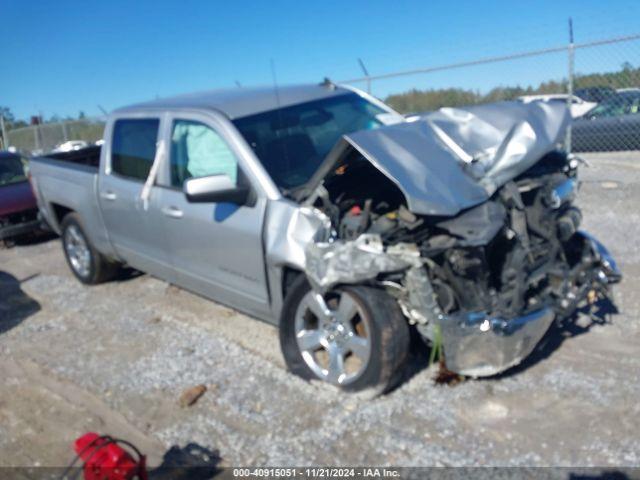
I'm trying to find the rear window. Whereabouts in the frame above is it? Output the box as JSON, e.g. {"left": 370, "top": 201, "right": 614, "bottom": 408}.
{"left": 111, "top": 119, "right": 160, "bottom": 181}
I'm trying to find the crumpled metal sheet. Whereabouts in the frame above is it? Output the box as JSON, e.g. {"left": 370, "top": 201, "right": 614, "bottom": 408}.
{"left": 301, "top": 229, "right": 560, "bottom": 378}
{"left": 305, "top": 234, "right": 421, "bottom": 291}
{"left": 400, "top": 266, "right": 443, "bottom": 326}
{"left": 265, "top": 204, "right": 332, "bottom": 271}
{"left": 342, "top": 100, "right": 570, "bottom": 216}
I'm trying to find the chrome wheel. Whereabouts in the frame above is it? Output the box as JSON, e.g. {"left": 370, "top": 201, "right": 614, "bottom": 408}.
{"left": 64, "top": 224, "right": 91, "bottom": 278}
{"left": 294, "top": 290, "right": 372, "bottom": 385}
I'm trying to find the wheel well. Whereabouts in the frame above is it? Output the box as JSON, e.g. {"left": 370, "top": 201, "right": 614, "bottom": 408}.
{"left": 50, "top": 203, "right": 73, "bottom": 228}
{"left": 282, "top": 266, "right": 304, "bottom": 300}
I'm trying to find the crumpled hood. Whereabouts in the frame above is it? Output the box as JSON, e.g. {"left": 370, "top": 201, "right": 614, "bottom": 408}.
{"left": 342, "top": 100, "right": 570, "bottom": 216}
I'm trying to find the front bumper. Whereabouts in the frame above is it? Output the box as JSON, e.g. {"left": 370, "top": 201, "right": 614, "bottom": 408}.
{"left": 439, "top": 308, "right": 555, "bottom": 377}
{"left": 438, "top": 231, "right": 621, "bottom": 377}
{"left": 579, "top": 230, "right": 622, "bottom": 283}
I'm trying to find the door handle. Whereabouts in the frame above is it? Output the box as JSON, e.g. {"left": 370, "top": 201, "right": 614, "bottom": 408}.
{"left": 161, "top": 206, "right": 184, "bottom": 219}
{"left": 100, "top": 190, "right": 117, "bottom": 201}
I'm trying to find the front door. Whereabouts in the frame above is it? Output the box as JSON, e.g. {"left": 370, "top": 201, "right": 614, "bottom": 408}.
{"left": 156, "top": 114, "right": 270, "bottom": 317}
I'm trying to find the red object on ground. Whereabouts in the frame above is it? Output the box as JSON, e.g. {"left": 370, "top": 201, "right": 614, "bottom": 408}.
{"left": 74, "top": 432, "right": 147, "bottom": 480}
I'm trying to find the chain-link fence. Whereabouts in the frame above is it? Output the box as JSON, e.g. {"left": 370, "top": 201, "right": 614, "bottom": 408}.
{"left": 342, "top": 33, "right": 640, "bottom": 154}
{"left": 571, "top": 37, "right": 640, "bottom": 152}
{"left": 3, "top": 32, "right": 639, "bottom": 156}
{"left": 5, "top": 117, "right": 105, "bottom": 155}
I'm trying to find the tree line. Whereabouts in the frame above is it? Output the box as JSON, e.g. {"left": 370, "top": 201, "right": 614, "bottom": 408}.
{"left": 2, "top": 62, "right": 638, "bottom": 130}
{"left": 384, "top": 62, "right": 639, "bottom": 113}
{"left": 0, "top": 107, "right": 89, "bottom": 131}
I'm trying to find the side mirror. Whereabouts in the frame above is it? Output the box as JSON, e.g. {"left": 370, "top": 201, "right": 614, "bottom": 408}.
{"left": 183, "top": 174, "right": 251, "bottom": 205}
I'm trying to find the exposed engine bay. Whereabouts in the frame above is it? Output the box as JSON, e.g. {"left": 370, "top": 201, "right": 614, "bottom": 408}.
{"left": 297, "top": 102, "right": 621, "bottom": 377}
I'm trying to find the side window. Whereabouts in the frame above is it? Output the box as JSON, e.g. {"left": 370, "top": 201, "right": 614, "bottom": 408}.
{"left": 111, "top": 119, "right": 160, "bottom": 181}
{"left": 170, "top": 120, "right": 238, "bottom": 187}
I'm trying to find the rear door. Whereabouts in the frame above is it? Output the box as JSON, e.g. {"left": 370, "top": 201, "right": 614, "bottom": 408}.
{"left": 154, "top": 111, "right": 270, "bottom": 318}
{"left": 99, "top": 114, "right": 174, "bottom": 280}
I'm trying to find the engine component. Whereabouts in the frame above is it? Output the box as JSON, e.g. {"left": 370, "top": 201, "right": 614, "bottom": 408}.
{"left": 557, "top": 207, "right": 582, "bottom": 241}
{"left": 435, "top": 201, "right": 506, "bottom": 246}
{"left": 368, "top": 213, "right": 397, "bottom": 236}
{"left": 547, "top": 178, "right": 578, "bottom": 209}
{"left": 339, "top": 203, "right": 370, "bottom": 239}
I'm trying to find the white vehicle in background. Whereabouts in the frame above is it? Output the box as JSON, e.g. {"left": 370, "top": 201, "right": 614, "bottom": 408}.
{"left": 518, "top": 94, "right": 597, "bottom": 118}
{"left": 53, "top": 140, "right": 89, "bottom": 153}
{"left": 616, "top": 87, "right": 640, "bottom": 93}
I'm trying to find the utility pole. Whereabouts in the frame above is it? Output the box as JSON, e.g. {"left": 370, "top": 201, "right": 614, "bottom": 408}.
{"left": 566, "top": 17, "right": 575, "bottom": 153}
{"left": 0, "top": 114, "right": 7, "bottom": 150}
{"left": 358, "top": 58, "right": 371, "bottom": 94}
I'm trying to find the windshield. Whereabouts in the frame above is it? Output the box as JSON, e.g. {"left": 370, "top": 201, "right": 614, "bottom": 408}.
{"left": 233, "top": 93, "right": 387, "bottom": 189}
{"left": 0, "top": 155, "right": 28, "bottom": 187}
{"left": 588, "top": 92, "right": 640, "bottom": 118}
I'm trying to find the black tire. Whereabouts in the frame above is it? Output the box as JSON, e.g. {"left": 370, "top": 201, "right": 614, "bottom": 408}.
{"left": 60, "top": 213, "right": 118, "bottom": 285}
{"left": 279, "top": 276, "right": 410, "bottom": 395}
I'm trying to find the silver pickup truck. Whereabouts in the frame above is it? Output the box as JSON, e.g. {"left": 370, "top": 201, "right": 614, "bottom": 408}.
{"left": 29, "top": 83, "right": 620, "bottom": 394}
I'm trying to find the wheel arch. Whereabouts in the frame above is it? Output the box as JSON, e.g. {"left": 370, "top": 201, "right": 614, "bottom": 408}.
{"left": 44, "top": 202, "right": 74, "bottom": 233}
{"left": 281, "top": 266, "right": 304, "bottom": 300}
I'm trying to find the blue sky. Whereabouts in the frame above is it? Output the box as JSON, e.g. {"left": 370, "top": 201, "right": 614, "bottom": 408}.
{"left": 3, "top": 0, "right": 640, "bottom": 120}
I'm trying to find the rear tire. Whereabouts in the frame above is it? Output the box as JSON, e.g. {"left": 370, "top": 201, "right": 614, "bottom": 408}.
{"left": 61, "top": 213, "right": 118, "bottom": 284}
{"left": 279, "top": 276, "right": 410, "bottom": 395}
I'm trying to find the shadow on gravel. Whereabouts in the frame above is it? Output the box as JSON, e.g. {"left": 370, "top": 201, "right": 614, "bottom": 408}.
{"left": 0, "top": 271, "right": 41, "bottom": 335}
{"left": 569, "top": 469, "right": 632, "bottom": 480}
{"left": 149, "top": 442, "right": 221, "bottom": 479}
{"left": 114, "top": 266, "right": 145, "bottom": 283}
{"left": 2, "top": 231, "right": 57, "bottom": 248}
{"left": 4, "top": 233, "right": 145, "bottom": 284}
{"left": 494, "top": 298, "right": 619, "bottom": 380}
{"left": 393, "top": 329, "right": 433, "bottom": 390}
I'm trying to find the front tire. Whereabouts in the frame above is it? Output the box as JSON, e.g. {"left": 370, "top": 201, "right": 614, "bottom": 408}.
{"left": 279, "top": 276, "right": 410, "bottom": 394}
{"left": 61, "top": 213, "right": 117, "bottom": 285}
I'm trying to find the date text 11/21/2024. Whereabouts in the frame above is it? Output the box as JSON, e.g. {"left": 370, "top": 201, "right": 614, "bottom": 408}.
{"left": 232, "top": 467, "right": 401, "bottom": 478}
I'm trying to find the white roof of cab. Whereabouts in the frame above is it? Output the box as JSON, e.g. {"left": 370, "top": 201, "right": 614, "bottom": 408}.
{"left": 114, "top": 83, "right": 351, "bottom": 119}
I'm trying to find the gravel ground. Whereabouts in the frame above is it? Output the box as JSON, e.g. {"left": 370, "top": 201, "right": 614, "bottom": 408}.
{"left": 0, "top": 153, "right": 639, "bottom": 468}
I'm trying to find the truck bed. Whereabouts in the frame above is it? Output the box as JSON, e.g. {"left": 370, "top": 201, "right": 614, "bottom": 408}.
{"left": 29, "top": 143, "right": 117, "bottom": 261}
{"left": 45, "top": 145, "right": 101, "bottom": 169}
{"left": 29, "top": 148, "right": 102, "bottom": 231}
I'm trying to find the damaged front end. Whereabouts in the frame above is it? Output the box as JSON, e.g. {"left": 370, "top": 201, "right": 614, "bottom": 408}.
{"left": 297, "top": 100, "right": 621, "bottom": 377}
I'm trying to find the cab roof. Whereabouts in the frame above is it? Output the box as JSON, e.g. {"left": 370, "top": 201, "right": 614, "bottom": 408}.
{"left": 114, "top": 84, "right": 352, "bottom": 119}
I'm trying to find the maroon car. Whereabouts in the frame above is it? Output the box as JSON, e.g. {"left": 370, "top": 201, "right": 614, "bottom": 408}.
{"left": 0, "top": 151, "right": 42, "bottom": 242}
